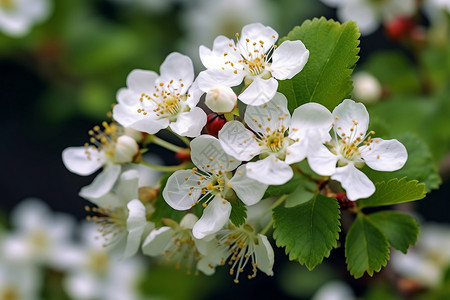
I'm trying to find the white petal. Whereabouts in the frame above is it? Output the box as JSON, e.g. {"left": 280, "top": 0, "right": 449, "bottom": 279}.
{"left": 246, "top": 155, "right": 293, "bottom": 185}
{"left": 289, "top": 102, "right": 333, "bottom": 141}
{"left": 79, "top": 164, "right": 121, "bottom": 200}
{"left": 284, "top": 141, "right": 308, "bottom": 165}
{"left": 238, "top": 77, "right": 278, "bottom": 106}
{"left": 141, "top": 227, "right": 173, "bottom": 256}
{"left": 244, "top": 92, "right": 290, "bottom": 134}
{"left": 11, "top": 198, "right": 50, "bottom": 230}
{"left": 126, "top": 69, "right": 158, "bottom": 93}
{"left": 331, "top": 164, "right": 375, "bottom": 201}
{"left": 162, "top": 170, "right": 203, "bottom": 210}
{"left": 333, "top": 99, "right": 369, "bottom": 142}
{"left": 159, "top": 52, "right": 194, "bottom": 93}
{"left": 307, "top": 144, "right": 339, "bottom": 176}
{"left": 169, "top": 107, "right": 207, "bottom": 138}
{"left": 192, "top": 196, "right": 231, "bottom": 239}
{"left": 185, "top": 79, "right": 202, "bottom": 108}
{"left": 218, "top": 121, "right": 260, "bottom": 161}
{"left": 271, "top": 40, "right": 309, "bottom": 80}
{"left": 191, "top": 135, "right": 241, "bottom": 172}
{"left": 240, "top": 23, "right": 278, "bottom": 53}
{"left": 199, "top": 35, "right": 241, "bottom": 69}
{"left": 116, "top": 170, "right": 140, "bottom": 204}
{"left": 123, "top": 199, "right": 147, "bottom": 258}
{"left": 339, "top": 0, "right": 379, "bottom": 35}
{"left": 361, "top": 138, "right": 408, "bottom": 171}
{"left": 254, "top": 234, "right": 274, "bottom": 276}
{"left": 179, "top": 213, "right": 199, "bottom": 230}
{"left": 229, "top": 165, "right": 268, "bottom": 206}
{"left": 197, "top": 69, "right": 244, "bottom": 92}
{"left": 113, "top": 103, "right": 169, "bottom": 134}
{"left": 62, "top": 147, "right": 104, "bottom": 176}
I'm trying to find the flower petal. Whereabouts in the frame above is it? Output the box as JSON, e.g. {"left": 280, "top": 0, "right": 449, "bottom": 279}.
{"left": 191, "top": 135, "right": 241, "bottom": 172}
{"left": 197, "top": 69, "right": 244, "bottom": 92}
{"left": 192, "top": 196, "right": 231, "bottom": 239}
{"left": 254, "top": 234, "right": 274, "bottom": 276}
{"left": 159, "top": 52, "right": 194, "bottom": 93}
{"left": 229, "top": 165, "right": 268, "bottom": 206}
{"left": 339, "top": 0, "right": 379, "bottom": 35}
{"left": 240, "top": 23, "right": 278, "bottom": 53}
{"left": 271, "top": 40, "right": 309, "bottom": 80}
{"left": 113, "top": 103, "right": 169, "bottom": 134}
{"left": 62, "top": 147, "right": 104, "bottom": 176}
{"left": 333, "top": 99, "right": 369, "bottom": 141}
{"left": 126, "top": 69, "right": 158, "bottom": 93}
{"left": 218, "top": 121, "right": 260, "bottom": 161}
{"left": 123, "top": 199, "right": 147, "bottom": 258}
{"left": 246, "top": 155, "right": 293, "bottom": 185}
{"left": 163, "top": 170, "right": 203, "bottom": 210}
{"left": 185, "top": 78, "right": 202, "bottom": 108}
{"left": 284, "top": 141, "right": 308, "bottom": 165}
{"left": 331, "top": 164, "right": 375, "bottom": 200}
{"left": 244, "top": 92, "right": 290, "bottom": 134}
{"left": 116, "top": 170, "right": 140, "bottom": 204}
{"left": 141, "top": 227, "right": 173, "bottom": 256}
{"left": 238, "top": 77, "right": 278, "bottom": 106}
{"left": 361, "top": 138, "right": 407, "bottom": 171}
{"left": 169, "top": 107, "right": 207, "bottom": 138}
{"left": 199, "top": 35, "right": 241, "bottom": 69}
{"left": 79, "top": 164, "right": 122, "bottom": 200}
{"left": 289, "top": 102, "right": 333, "bottom": 141}
{"left": 307, "top": 144, "right": 339, "bottom": 176}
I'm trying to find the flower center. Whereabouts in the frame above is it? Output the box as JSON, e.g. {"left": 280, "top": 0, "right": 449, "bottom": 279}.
{"left": 1, "top": 287, "right": 19, "bottom": 300}
{"left": 88, "top": 250, "right": 110, "bottom": 275}
{"left": 138, "top": 80, "right": 187, "bottom": 121}
{"left": 29, "top": 230, "right": 50, "bottom": 253}
{"left": 84, "top": 122, "right": 120, "bottom": 161}
{"left": 0, "top": 0, "right": 15, "bottom": 10}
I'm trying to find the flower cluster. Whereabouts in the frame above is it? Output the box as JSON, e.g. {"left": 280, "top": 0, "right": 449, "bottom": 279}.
{"left": 62, "top": 22, "right": 408, "bottom": 282}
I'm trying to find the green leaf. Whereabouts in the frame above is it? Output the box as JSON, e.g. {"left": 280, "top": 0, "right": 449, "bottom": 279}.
{"left": 363, "top": 133, "right": 441, "bottom": 192}
{"left": 368, "top": 211, "right": 419, "bottom": 253}
{"left": 263, "top": 175, "right": 303, "bottom": 198}
{"left": 345, "top": 215, "right": 390, "bottom": 279}
{"left": 229, "top": 198, "right": 247, "bottom": 227}
{"left": 357, "top": 178, "right": 426, "bottom": 209}
{"left": 278, "top": 17, "right": 360, "bottom": 112}
{"left": 273, "top": 194, "right": 341, "bottom": 270}
{"left": 285, "top": 179, "right": 316, "bottom": 208}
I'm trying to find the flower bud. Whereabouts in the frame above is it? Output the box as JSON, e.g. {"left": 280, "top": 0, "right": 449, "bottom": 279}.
{"left": 205, "top": 113, "right": 226, "bottom": 137}
{"left": 352, "top": 72, "right": 382, "bottom": 104}
{"left": 205, "top": 86, "right": 237, "bottom": 113}
{"left": 114, "top": 135, "right": 139, "bottom": 163}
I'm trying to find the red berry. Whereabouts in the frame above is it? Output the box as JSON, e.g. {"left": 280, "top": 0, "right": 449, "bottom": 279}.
{"left": 205, "top": 113, "right": 227, "bottom": 137}
{"left": 336, "top": 192, "right": 355, "bottom": 209}
{"left": 176, "top": 151, "right": 191, "bottom": 162}
{"left": 385, "top": 17, "right": 415, "bottom": 41}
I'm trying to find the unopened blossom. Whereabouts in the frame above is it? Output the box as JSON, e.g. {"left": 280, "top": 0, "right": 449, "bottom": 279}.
{"left": 308, "top": 99, "right": 408, "bottom": 200}
{"left": 0, "top": 0, "right": 51, "bottom": 37}
{"left": 62, "top": 122, "right": 139, "bottom": 199}
{"left": 198, "top": 23, "right": 309, "bottom": 105}
{"left": 320, "top": 0, "right": 416, "bottom": 35}
{"left": 163, "top": 135, "right": 267, "bottom": 239}
{"left": 113, "top": 52, "right": 206, "bottom": 137}
{"left": 352, "top": 72, "right": 382, "bottom": 104}
{"left": 204, "top": 85, "right": 237, "bottom": 113}
{"left": 85, "top": 170, "right": 152, "bottom": 258}
{"left": 219, "top": 92, "right": 333, "bottom": 185}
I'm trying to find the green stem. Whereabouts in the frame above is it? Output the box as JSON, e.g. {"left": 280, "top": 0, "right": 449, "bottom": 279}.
{"left": 168, "top": 128, "right": 191, "bottom": 147}
{"left": 265, "top": 194, "right": 288, "bottom": 215}
{"left": 150, "top": 135, "right": 189, "bottom": 154}
{"left": 140, "top": 160, "right": 188, "bottom": 172}
{"left": 260, "top": 219, "right": 274, "bottom": 235}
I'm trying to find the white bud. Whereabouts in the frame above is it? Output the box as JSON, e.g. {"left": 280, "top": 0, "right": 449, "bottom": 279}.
{"left": 180, "top": 213, "right": 199, "bottom": 229}
{"left": 205, "top": 86, "right": 237, "bottom": 113}
{"left": 124, "top": 127, "right": 144, "bottom": 142}
{"left": 352, "top": 72, "right": 382, "bottom": 104}
{"left": 114, "top": 135, "right": 139, "bottom": 163}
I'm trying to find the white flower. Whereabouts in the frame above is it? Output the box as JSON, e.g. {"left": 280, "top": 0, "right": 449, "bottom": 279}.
{"left": 204, "top": 85, "right": 237, "bottom": 113}
{"left": 0, "top": 0, "right": 51, "bottom": 37}
{"left": 321, "top": 0, "right": 416, "bottom": 35}
{"left": 312, "top": 281, "right": 355, "bottom": 300}
{"left": 62, "top": 122, "right": 139, "bottom": 200}
{"left": 113, "top": 52, "right": 207, "bottom": 137}
{"left": 352, "top": 71, "right": 382, "bottom": 104}
{"left": 198, "top": 23, "right": 309, "bottom": 105}
{"left": 308, "top": 99, "right": 408, "bottom": 200}
{"left": 0, "top": 260, "right": 41, "bottom": 300}
{"left": 63, "top": 223, "right": 145, "bottom": 300}
{"left": 85, "top": 170, "right": 151, "bottom": 258}
{"left": 218, "top": 92, "right": 333, "bottom": 185}
{"left": 163, "top": 135, "right": 268, "bottom": 239}
{"left": 0, "top": 198, "right": 77, "bottom": 269}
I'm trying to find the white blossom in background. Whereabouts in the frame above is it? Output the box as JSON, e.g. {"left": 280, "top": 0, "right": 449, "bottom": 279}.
{"left": 178, "top": 0, "right": 276, "bottom": 69}
{"left": 423, "top": 0, "right": 450, "bottom": 23}
{"left": 219, "top": 92, "right": 333, "bottom": 185}
{"left": 198, "top": 23, "right": 309, "bottom": 105}
{"left": 0, "top": 0, "right": 51, "bottom": 37}
{"left": 308, "top": 99, "right": 408, "bottom": 200}
{"left": 352, "top": 71, "right": 382, "bottom": 104}
{"left": 62, "top": 122, "right": 139, "bottom": 200}
{"left": 320, "top": 0, "right": 417, "bottom": 35}
{"left": 113, "top": 52, "right": 206, "bottom": 137}
{"left": 0, "top": 259, "right": 41, "bottom": 300}
{"left": 84, "top": 170, "right": 152, "bottom": 258}
{"left": 392, "top": 223, "right": 450, "bottom": 288}
{"left": 312, "top": 281, "right": 355, "bottom": 300}
{"left": 0, "top": 198, "right": 77, "bottom": 270}
{"left": 64, "top": 223, "right": 145, "bottom": 300}
{"left": 163, "top": 135, "right": 268, "bottom": 239}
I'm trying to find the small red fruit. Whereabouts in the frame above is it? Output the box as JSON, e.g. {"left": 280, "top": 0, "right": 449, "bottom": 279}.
{"left": 385, "top": 17, "right": 415, "bottom": 41}
{"left": 336, "top": 192, "right": 356, "bottom": 209}
{"left": 205, "top": 113, "right": 227, "bottom": 137}
{"left": 176, "top": 151, "right": 191, "bottom": 162}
